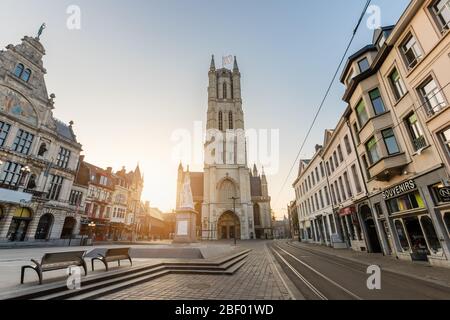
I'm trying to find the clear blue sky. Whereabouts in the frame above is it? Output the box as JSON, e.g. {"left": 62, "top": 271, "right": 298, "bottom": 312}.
{"left": 0, "top": 0, "right": 410, "bottom": 217}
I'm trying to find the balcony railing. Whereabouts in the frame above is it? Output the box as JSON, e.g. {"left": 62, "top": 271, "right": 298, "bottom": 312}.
{"left": 412, "top": 136, "right": 427, "bottom": 151}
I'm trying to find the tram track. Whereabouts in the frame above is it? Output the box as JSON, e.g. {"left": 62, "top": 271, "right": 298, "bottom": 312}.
{"left": 269, "top": 242, "right": 363, "bottom": 300}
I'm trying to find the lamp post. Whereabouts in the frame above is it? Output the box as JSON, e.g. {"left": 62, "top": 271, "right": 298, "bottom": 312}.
{"left": 230, "top": 196, "right": 240, "bottom": 246}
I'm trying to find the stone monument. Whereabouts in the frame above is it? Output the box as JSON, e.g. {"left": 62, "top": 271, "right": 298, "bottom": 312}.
{"left": 173, "top": 168, "right": 197, "bottom": 243}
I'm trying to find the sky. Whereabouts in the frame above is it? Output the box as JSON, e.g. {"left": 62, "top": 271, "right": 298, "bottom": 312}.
{"left": 0, "top": 0, "right": 410, "bottom": 218}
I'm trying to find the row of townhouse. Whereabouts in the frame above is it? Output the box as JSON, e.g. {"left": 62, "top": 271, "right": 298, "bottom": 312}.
{"left": 292, "top": 0, "right": 450, "bottom": 268}
{"left": 0, "top": 33, "right": 152, "bottom": 244}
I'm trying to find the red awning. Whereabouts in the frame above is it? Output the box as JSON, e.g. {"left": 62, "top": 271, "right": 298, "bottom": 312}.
{"left": 339, "top": 206, "right": 356, "bottom": 217}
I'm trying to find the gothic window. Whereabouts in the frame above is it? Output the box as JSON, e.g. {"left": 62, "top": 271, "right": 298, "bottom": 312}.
{"left": 218, "top": 111, "right": 223, "bottom": 131}
{"left": 229, "top": 112, "right": 234, "bottom": 130}
{"left": 253, "top": 203, "right": 261, "bottom": 226}
{"left": 14, "top": 63, "right": 24, "bottom": 77}
{"left": 219, "top": 179, "right": 236, "bottom": 203}
{"left": 223, "top": 83, "right": 227, "bottom": 99}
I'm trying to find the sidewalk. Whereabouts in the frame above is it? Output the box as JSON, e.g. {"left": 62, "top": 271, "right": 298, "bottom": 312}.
{"left": 289, "top": 241, "right": 450, "bottom": 288}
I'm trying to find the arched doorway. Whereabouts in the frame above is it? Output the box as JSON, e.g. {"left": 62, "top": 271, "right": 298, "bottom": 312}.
{"left": 7, "top": 207, "right": 32, "bottom": 242}
{"left": 61, "top": 217, "right": 77, "bottom": 239}
{"left": 360, "top": 205, "right": 382, "bottom": 253}
{"left": 35, "top": 213, "right": 54, "bottom": 240}
{"left": 217, "top": 211, "right": 240, "bottom": 240}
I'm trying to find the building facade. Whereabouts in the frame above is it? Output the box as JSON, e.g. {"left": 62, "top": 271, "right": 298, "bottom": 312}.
{"left": 0, "top": 35, "right": 83, "bottom": 244}
{"left": 294, "top": 0, "right": 450, "bottom": 267}
{"left": 176, "top": 56, "right": 273, "bottom": 240}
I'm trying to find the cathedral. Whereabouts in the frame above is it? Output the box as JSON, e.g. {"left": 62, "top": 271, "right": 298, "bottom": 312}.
{"left": 176, "top": 56, "right": 272, "bottom": 240}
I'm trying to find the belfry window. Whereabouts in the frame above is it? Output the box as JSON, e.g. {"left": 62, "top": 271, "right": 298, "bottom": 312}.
{"left": 218, "top": 112, "right": 223, "bottom": 131}
{"left": 223, "top": 83, "right": 227, "bottom": 99}
{"left": 229, "top": 112, "right": 233, "bottom": 130}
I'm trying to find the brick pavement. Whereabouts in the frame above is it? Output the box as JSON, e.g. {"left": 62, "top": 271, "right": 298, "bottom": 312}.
{"left": 100, "top": 241, "right": 295, "bottom": 300}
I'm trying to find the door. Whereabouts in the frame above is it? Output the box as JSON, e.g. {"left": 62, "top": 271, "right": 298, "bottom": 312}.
{"left": 404, "top": 217, "right": 429, "bottom": 261}
{"left": 8, "top": 219, "right": 30, "bottom": 242}
{"left": 360, "top": 205, "right": 382, "bottom": 253}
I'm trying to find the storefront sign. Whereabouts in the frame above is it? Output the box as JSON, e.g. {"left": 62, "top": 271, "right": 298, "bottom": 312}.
{"left": 382, "top": 180, "right": 416, "bottom": 200}
{"left": 438, "top": 187, "right": 450, "bottom": 202}
{"left": 339, "top": 206, "right": 356, "bottom": 217}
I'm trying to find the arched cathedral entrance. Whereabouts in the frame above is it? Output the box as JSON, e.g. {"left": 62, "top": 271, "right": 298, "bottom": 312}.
{"left": 217, "top": 211, "right": 240, "bottom": 240}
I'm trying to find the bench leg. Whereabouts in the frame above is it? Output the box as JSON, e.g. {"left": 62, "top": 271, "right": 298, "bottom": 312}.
{"left": 128, "top": 256, "right": 133, "bottom": 266}
{"left": 21, "top": 266, "right": 41, "bottom": 285}
{"left": 118, "top": 260, "right": 120, "bottom": 267}
{"left": 81, "top": 260, "right": 88, "bottom": 276}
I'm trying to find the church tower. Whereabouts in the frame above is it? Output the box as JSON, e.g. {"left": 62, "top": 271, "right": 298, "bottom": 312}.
{"left": 202, "top": 56, "right": 255, "bottom": 240}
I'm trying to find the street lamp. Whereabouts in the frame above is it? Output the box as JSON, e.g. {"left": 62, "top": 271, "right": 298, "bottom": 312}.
{"left": 88, "top": 221, "right": 96, "bottom": 245}
{"left": 19, "top": 165, "right": 31, "bottom": 187}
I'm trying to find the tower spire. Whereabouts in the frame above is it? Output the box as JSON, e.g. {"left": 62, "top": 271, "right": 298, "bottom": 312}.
{"left": 233, "top": 56, "right": 239, "bottom": 73}
{"left": 210, "top": 55, "right": 216, "bottom": 72}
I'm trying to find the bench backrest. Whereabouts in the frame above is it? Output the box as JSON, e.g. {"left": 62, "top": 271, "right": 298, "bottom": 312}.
{"left": 41, "top": 251, "right": 86, "bottom": 265}
{"left": 105, "top": 248, "right": 130, "bottom": 257}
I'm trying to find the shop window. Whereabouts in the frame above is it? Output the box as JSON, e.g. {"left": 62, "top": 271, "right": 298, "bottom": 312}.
{"left": 444, "top": 212, "right": 450, "bottom": 235}
{"left": 386, "top": 191, "right": 425, "bottom": 214}
{"left": 394, "top": 220, "right": 410, "bottom": 251}
{"left": 420, "top": 216, "right": 442, "bottom": 254}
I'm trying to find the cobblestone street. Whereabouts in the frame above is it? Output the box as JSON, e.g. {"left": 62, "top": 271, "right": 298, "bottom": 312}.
{"left": 101, "top": 241, "right": 296, "bottom": 300}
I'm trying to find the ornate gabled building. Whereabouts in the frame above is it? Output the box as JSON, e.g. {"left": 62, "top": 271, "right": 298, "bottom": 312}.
{"left": 0, "top": 34, "right": 83, "bottom": 243}
{"left": 176, "top": 56, "right": 273, "bottom": 240}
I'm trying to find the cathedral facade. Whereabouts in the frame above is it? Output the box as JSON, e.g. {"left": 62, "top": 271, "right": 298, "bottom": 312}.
{"left": 176, "top": 56, "right": 272, "bottom": 240}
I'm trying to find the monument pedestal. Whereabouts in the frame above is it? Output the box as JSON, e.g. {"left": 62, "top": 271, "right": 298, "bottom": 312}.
{"left": 173, "top": 209, "right": 197, "bottom": 243}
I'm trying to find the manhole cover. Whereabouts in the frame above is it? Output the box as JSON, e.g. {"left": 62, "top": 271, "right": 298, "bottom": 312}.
{"left": 186, "top": 283, "right": 211, "bottom": 290}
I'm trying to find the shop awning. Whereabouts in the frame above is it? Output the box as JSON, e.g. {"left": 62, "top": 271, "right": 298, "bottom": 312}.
{"left": 339, "top": 206, "right": 356, "bottom": 217}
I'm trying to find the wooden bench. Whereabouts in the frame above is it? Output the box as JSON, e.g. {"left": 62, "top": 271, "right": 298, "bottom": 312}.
{"left": 91, "top": 248, "right": 132, "bottom": 271}
{"left": 21, "top": 251, "right": 87, "bottom": 285}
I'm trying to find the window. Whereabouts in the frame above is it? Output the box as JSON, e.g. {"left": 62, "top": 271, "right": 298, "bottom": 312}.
{"left": 330, "top": 184, "right": 336, "bottom": 205}
{"left": 311, "top": 172, "right": 315, "bottom": 186}
{"left": 56, "top": 147, "right": 71, "bottom": 168}
{"left": 319, "top": 190, "right": 325, "bottom": 208}
{"left": 389, "top": 68, "right": 407, "bottom": 100}
{"left": 386, "top": 191, "right": 425, "bottom": 214}
{"left": 324, "top": 186, "right": 330, "bottom": 206}
{"left": 394, "top": 220, "right": 410, "bottom": 251}
{"left": 338, "top": 177, "right": 347, "bottom": 200}
{"left": 405, "top": 113, "right": 426, "bottom": 151}
{"left": 69, "top": 190, "right": 83, "bottom": 206}
{"left": 218, "top": 111, "right": 223, "bottom": 131}
{"left": 337, "top": 145, "right": 344, "bottom": 162}
{"left": 47, "top": 175, "right": 64, "bottom": 201}
{"left": 344, "top": 135, "right": 352, "bottom": 155}
{"left": 14, "top": 64, "right": 24, "bottom": 77}
{"left": 353, "top": 123, "right": 360, "bottom": 144}
{"left": 329, "top": 157, "right": 335, "bottom": 172}
{"left": 369, "top": 88, "right": 386, "bottom": 115}
{"left": 439, "top": 127, "right": 450, "bottom": 158}
{"left": 362, "top": 155, "right": 370, "bottom": 179}
{"left": 351, "top": 165, "right": 362, "bottom": 193}
{"left": 366, "top": 137, "right": 380, "bottom": 164}
{"left": 228, "top": 112, "right": 233, "bottom": 130}
{"left": 334, "top": 181, "right": 342, "bottom": 203}
{"left": 430, "top": 0, "right": 450, "bottom": 33}
{"left": 320, "top": 162, "right": 325, "bottom": 178}
{"left": 12, "top": 129, "right": 34, "bottom": 155}
{"left": 326, "top": 162, "right": 331, "bottom": 176}
{"left": 0, "top": 162, "right": 22, "bottom": 186}
{"left": 418, "top": 77, "right": 446, "bottom": 116}
{"left": 382, "top": 129, "right": 400, "bottom": 155}
{"left": 401, "top": 33, "right": 422, "bottom": 69}
{"left": 343, "top": 172, "right": 353, "bottom": 198}
{"left": 315, "top": 167, "right": 320, "bottom": 182}
{"left": 0, "top": 121, "right": 11, "bottom": 147}
{"left": 358, "top": 58, "right": 370, "bottom": 72}
{"left": 223, "top": 83, "right": 227, "bottom": 99}
{"left": 356, "top": 99, "right": 369, "bottom": 127}
{"left": 333, "top": 151, "right": 339, "bottom": 168}
{"left": 21, "top": 69, "right": 31, "bottom": 82}
{"left": 421, "top": 216, "right": 442, "bottom": 253}
{"left": 314, "top": 193, "right": 319, "bottom": 210}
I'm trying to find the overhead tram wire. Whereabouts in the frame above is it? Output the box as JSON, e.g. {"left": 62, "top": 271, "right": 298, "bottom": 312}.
{"left": 275, "top": 0, "right": 372, "bottom": 206}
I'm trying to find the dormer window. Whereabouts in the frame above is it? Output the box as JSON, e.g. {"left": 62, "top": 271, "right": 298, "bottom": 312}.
{"left": 358, "top": 57, "right": 370, "bottom": 73}
{"left": 13, "top": 63, "right": 31, "bottom": 82}
{"left": 400, "top": 33, "right": 422, "bottom": 69}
